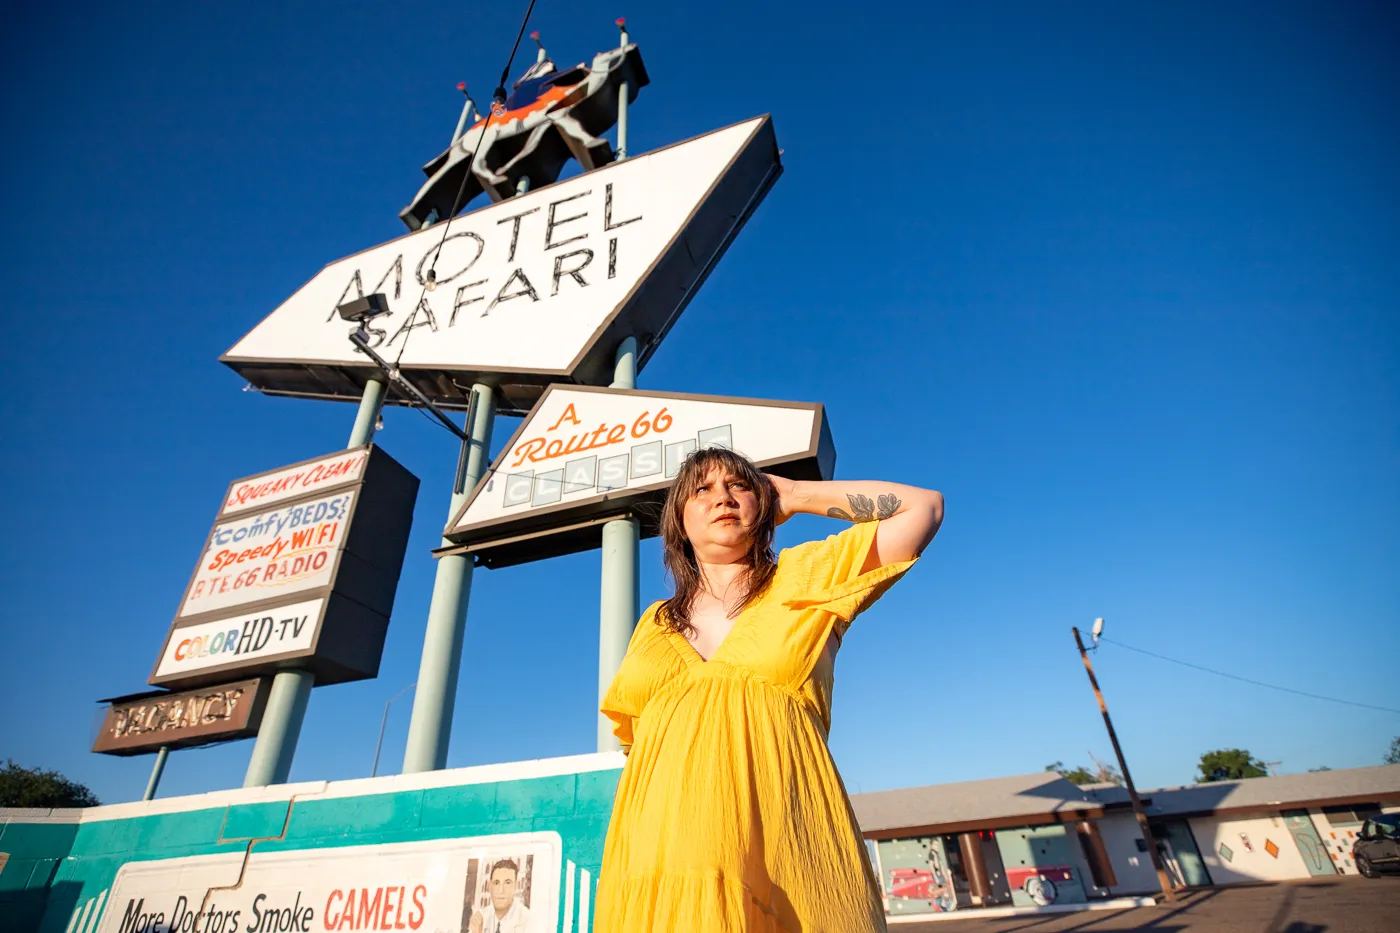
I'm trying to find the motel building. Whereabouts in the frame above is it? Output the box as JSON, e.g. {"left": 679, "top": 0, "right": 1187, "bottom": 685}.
{"left": 851, "top": 763, "right": 1400, "bottom": 917}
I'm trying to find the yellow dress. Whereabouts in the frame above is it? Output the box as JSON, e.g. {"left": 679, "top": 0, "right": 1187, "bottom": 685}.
{"left": 596, "top": 522, "right": 917, "bottom": 932}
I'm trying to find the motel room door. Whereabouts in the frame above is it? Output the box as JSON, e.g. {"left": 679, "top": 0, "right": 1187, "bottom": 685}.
{"left": 1153, "top": 821, "right": 1212, "bottom": 888}
{"left": 875, "top": 837, "right": 961, "bottom": 915}
{"left": 1282, "top": 810, "right": 1336, "bottom": 876}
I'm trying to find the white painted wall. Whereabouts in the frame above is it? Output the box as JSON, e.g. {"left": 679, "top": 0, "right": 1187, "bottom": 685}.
{"left": 1189, "top": 815, "right": 1311, "bottom": 884}
{"left": 1095, "top": 813, "right": 1158, "bottom": 895}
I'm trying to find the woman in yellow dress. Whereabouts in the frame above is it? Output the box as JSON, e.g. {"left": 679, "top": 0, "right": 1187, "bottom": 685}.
{"left": 596, "top": 447, "right": 944, "bottom": 932}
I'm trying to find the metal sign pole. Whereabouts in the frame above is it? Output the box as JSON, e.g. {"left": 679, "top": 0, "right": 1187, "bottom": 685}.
{"left": 243, "top": 377, "right": 387, "bottom": 787}
{"left": 402, "top": 383, "right": 495, "bottom": 772}
{"left": 596, "top": 22, "right": 637, "bottom": 750}
{"left": 348, "top": 377, "right": 388, "bottom": 447}
{"left": 143, "top": 746, "right": 169, "bottom": 801}
{"left": 597, "top": 336, "right": 641, "bottom": 751}
{"left": 616, "top": 20, "right": 630, "bottom": 160}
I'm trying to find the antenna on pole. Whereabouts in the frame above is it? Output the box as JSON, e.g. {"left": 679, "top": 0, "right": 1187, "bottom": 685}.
{"left": 451, "top": 83, "right": 478, "bottom": 144}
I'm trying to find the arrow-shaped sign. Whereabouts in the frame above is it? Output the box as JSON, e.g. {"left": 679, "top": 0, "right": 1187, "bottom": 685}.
{"left": 223, "top": 117, "right": 781, "bottom": 414}
{"left": 440, "top": 385, "right": 835, "bottom": 567}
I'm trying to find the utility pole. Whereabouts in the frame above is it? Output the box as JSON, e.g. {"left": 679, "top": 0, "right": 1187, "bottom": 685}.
{"left": 1072, "top": 626, "right": 1177, "bottom": 902}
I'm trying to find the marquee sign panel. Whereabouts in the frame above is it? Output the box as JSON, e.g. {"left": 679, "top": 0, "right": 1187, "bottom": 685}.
{"left": 441, "top": 386, "right": 836, "bottom": 567}
{"left": 222, "top": 116, "right": 781, "bottom": 414}
{"left": 218, "top": 446, "right": 369, "bottom": 516}
{"left": 149, "top": 445, "right": 420, "bottom": 688}
{"left": 149, "top": 593, "right": 392, "bottom": 688}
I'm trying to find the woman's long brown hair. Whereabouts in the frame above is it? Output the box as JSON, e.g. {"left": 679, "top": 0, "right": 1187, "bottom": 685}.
{"left": 656, "top": 447, "right": 779, "bottom": 637}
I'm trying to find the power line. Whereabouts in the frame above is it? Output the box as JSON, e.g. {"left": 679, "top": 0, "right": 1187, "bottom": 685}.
{"left": 1099, "top": 636, "right": 1400, "bottom": 716}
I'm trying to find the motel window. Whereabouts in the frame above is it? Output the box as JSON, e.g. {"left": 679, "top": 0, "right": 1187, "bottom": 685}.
{"left": 1322, "top": 803, "right": 1381, "bottom": 825}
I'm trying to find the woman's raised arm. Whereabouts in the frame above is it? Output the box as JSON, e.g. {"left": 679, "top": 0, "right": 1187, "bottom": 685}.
{"left": 767, "top": 476, "right": 944, "bottom": 570}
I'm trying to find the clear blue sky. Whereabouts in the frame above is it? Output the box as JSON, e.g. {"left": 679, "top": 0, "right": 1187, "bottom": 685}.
{"left": 2, "top": 1, "right": 1397, "bottom": 805}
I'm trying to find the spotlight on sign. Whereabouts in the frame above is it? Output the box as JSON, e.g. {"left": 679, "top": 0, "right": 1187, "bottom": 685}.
{"left": 337, "top": 293, "right": 392, "bottom": 324}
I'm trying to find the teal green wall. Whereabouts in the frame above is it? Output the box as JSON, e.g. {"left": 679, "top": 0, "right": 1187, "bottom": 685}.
{"left": 994, "top": 825, "right": 1088, "bottom": 908}
{"left": 875, "top": 837, "right": 936, "bottom": 915}
{"left": 0, "top": 821, "right": 80, "bottom": 932}
{"left": 0, "top": 767, "right": 622, "bottom": 933}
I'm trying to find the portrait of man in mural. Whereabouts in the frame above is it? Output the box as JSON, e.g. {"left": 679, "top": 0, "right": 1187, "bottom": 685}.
{"left": 466, "top": 856, "right": 535, "bottom": 933}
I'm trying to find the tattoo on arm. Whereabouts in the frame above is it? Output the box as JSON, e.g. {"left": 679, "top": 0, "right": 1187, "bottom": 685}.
{"left": 830, "top": 493, "right": 900, "bottom": 522}
{"left": 848, "top": 494, "right": 876, "bottom": 522}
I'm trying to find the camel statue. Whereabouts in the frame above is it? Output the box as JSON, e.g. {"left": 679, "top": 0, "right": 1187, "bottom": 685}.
{"left": 400, "top": 31, "right": 649, "bottom": 231}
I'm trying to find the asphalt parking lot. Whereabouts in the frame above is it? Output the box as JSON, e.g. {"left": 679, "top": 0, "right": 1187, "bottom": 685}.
{"left": 896, "top": 877, "right": 1398, "bottom": 933}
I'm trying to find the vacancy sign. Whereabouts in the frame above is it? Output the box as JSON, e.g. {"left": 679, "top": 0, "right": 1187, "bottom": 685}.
{"left": 222, "top": 116, "right": 781, "bottom": 411}
{"left": 441, "top": 386, "right": 835, "bottom": 566}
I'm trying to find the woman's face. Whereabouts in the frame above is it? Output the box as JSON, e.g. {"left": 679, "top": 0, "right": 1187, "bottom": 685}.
{"left": 681, "top": 464, "right": 761, "bottom": 561}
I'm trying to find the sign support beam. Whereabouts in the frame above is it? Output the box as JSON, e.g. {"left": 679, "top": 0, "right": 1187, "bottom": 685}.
{"left": 598, "top": 337, "right": 641, "bottom": 751}
{"left": 402, "top": 383, "right": 496, "bottom": 772}
{"left": 243, "top": 670, "right": 313, "bottom": 786}
{"left": 243, "top": 378, "right": 387, "bottom": 786}
{"left": 143, "top": 746, "right": 169, "bottom": 801}
{"left": 616, "top": 21, "right": 631, "bottom": 160}
{"left": 348, "top": 377, "right": 387, "bottom": 447}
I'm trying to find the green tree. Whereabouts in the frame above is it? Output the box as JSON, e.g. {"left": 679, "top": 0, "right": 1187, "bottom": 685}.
{"left": 1046, "top": 761, "right": 1097, "bottom": 786}
{"left": 1385, "top": 736, "right": 1400, "bottom": 766}
{"left": 0, "top": 760, "right": 100, "bottom": 808}
{"left": 1196, "top": 748, "right": 1268, "bottom": 783}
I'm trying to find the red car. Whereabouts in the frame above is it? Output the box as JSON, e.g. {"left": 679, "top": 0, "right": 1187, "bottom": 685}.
{"left": 1005, "top": 866, "right": 1074, "bottom": 906}
{"left": 888, "top": 868, "right": 934, "bottom": 899}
